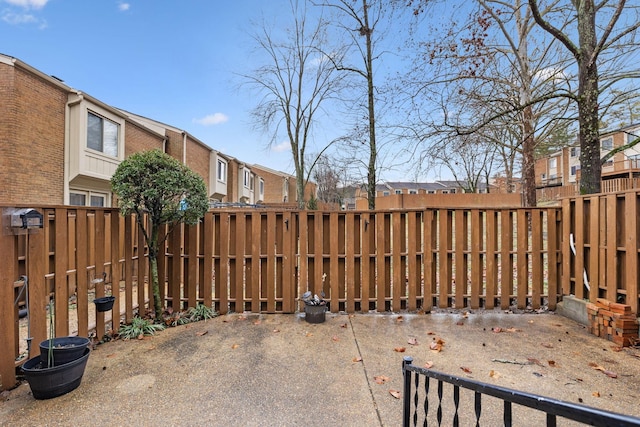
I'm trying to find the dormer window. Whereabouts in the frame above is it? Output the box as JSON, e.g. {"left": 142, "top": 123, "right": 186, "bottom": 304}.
{"left": 87, "top": 111, "right": 119, "bottom": 157}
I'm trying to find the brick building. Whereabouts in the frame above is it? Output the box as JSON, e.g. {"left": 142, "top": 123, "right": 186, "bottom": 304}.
{"left": 0, "top": 53, "right": 314, "bottom": 208}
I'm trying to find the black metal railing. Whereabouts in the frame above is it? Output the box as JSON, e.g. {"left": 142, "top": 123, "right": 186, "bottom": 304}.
{"left": 402, "top": 356, "right": 640, "bottom": 427}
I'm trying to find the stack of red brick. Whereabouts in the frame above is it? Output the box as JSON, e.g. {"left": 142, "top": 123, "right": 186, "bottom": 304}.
{"left": 586, "top": 299, "right": 639, "bottom": 347}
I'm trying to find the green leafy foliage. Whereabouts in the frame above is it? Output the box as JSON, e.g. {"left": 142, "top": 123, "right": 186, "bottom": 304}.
{"left": 111, "top": 149, "right": 208, "bottom": 226}
{"left": 187, "top": 304, "right": 218, "bottom": 322}
{"left": 118, "top": 317, "right": 165, "bottom": 339}
{"left": 111, "top": 149, "right": 209, "bottom": 319}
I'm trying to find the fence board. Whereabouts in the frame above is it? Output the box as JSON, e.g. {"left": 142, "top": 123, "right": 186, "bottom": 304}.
{"left": 54, "top": 208, "right": 69, "bottom": 336}
{"left": 531, "top": 210, "right": 543, "bottom": 309}
{"left": 589, "top": 197, "right": 600, "bottom": 302}
{"left": 625, "top": 193, "right": 638, "bottom": 313}
{"left": 454, "top": 210, "right": 466, "bottom": 309}
{"left": 0, "top": 230, "right": 17, "bottom": 389}
{"left": 124, "top": 215, "right": 134, "bottom": 322}
{"left": 470, "top": 210, "right": 482, "bottom": 309}
{"left": 500, "top": 210, "right": 512, "bottom": 309}
{"left": 606, "top": 195, "right": 617, "bottom": 300}
{"left": 517, "top": 210, "right": 528, "bottom": 308}
{"left": 486, "top": 210, "right": 498, "bottom": 309}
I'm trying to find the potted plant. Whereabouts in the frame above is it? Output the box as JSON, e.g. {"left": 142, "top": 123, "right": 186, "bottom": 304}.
{"left": 21, "top": 300, "right": 91, "bottom": 399}
{"left": 92, "top": 272, "right": 116, "bottom": 312}
{"left": 302, "top": 290, "right": 327, "bottom": 324}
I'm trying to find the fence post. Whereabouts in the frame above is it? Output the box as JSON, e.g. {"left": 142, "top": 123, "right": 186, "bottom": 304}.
{"left": 0, "top": 230, "right": 17, "bottom": 391}
{"left": 402, "top": 356, "right": 414, "bottom": 427}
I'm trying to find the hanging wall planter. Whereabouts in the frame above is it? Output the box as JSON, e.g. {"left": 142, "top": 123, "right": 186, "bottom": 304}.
{"left": 93, "top": 296, "right": 115, "bottom": 312}
{"left": 22, "top": 348, "right": 91, "bottom": 400}
{"left": 39, "top": 336, "right": 90, "bottom": 367}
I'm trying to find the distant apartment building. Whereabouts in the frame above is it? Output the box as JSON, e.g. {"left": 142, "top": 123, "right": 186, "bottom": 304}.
{"left": 0, "top": 53, "right": 310, "bottom": 208}
{"left": 535, "top": 124, "right": 640, "bottom": 197}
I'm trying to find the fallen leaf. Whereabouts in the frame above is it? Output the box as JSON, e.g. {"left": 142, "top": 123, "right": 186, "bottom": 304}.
{"left": 456, "top": 320, "right": 465, "bottom": 326}
{"left": 527, "top": 358, "right": 544, "bottom": 367}
{"left": 396, "top": 316, "right": 404, "bottom": 323}
{"left": 489, "top": 370, "right": 501, "bottom": 378}
{"left": 272, "top": 328, "right": 281, "bottom": 333}
{"left": 374, "top": 375, "right": 390, "bottom": 384}
{"left": 231, "top": 343, "right": 239, "bottom": 349}
{"left": 237, "top": 316, "right": 247, "bottom": 321}
{"left": 611, "top": 346, "right": 623, "bottom": 352}
{"left": 305, "top": 332, "right": 313, "bottom": 337}
{"left": 408, "top": 337, "right": 418, "bottom": 345}
{"left": 548, "top": 360, "right": 556, "bottom": 367}
{"left": 424, "top": 361, "right": 433, "bottom": 369}
{"left": 589, "top": 362, "right": 605, "bottom": 372}
{"left": 463, "top": 311, "right": 469, "bottom": 318}
{"left": 253, "top": 320, "right": 261, "bottom": 325}
{"left": 137, "top": 334, "right": 144, "bottom": 340}
{"left": 427, "top": 331, "right": 435, "bottom": 335}
{"left": 389, "top": 389, "right": 401, "bottom": 399}
{"left": 106, "top": 353, "right": 116, "bottom": 358}
{"left": 196, "top": 330, "right": 208, "bottom": 337}
{"left": 394, "top": 347, "right": 406, "bottom": 353}
{"left": 460, "top": 367, "right": 472, "bottom": 374}
{"left": 604, "top": 370, "right": 618, "bottom": 378}
{"left": 332, "top": 335, "right": 340, "bottom": 342}
{"left": 352, "top": 356, "right": 362, "bottom": 363}
{"left": 541, "top": 342, "right": 554, "bottom": 348}
{"left": 340, "top": 323, "right": 348, "bottom": 328}
{"left": 492, "top": 327, "right": 503, "bottom": 333}
{"left": 506, "top": 327, "right": 520, "bottom": 333}
{"left": 592, "top": 391, "right": 601, "bottom": 397}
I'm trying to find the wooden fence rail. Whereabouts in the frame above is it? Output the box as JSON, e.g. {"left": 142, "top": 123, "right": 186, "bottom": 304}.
{"left": 2, "top": 193, "right": 639, "bottom": 391}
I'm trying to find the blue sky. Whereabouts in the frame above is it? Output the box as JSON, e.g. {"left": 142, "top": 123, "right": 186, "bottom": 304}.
{"left": 1, "top": 0, "right": 305, "bottom": 174}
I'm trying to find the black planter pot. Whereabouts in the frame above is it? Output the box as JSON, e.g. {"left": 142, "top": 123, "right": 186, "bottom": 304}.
{"left": 304, "top": 304, "right": 326, "bottom": 323}
{"left": 93, "top": 295, "right": 115, "bottom": 312}
{"left": 22, "top": 348, "right": 91, "bottom": 400}
{"left": 39, "top": 336, "right": 90, "bottom": 367}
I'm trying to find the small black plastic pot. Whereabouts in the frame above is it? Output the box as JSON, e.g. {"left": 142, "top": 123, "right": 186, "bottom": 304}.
{"left": 93, "top": 295, "right": 115, "bottom": 312}
{"left": 39, "top": 336, "right": 90, "bottom": 367}
{"left": 22, "top": 348, "right": 91, "bottom": 400}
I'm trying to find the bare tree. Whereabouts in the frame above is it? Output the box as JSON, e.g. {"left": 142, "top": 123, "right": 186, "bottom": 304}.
{"left": 315, "top": 0, "right": 387, "bottom": 209}
{"left": 405, "top": 0, "right": 573, "bottom": 206}
{"left": 243, "top": 1, "right": 345, "bottom": 209}
{"left": 529, "top": 0, "right": 640, "bottom": 194}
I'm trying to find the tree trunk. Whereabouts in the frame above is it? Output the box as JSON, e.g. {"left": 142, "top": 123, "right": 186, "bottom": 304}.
{"left": 148, "top": 225, "right": 162, "bottom": 320}
{"left": 521, "top": 105, "right": 537, "bottom": 207}
{"left": 363, "top": 0, "right": 376, "bottom": 210}
{"left": 577, "top": 0, "right": 601, "bottom": 194}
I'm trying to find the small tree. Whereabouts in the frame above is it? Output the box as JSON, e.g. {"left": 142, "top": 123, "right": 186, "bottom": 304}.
{"left": 111, "top": 150, "right": 208, "bottom": 320}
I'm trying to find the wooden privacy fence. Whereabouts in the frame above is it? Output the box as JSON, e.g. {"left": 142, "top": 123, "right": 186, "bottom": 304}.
{"left": 4, "top": 191, "right": 640, "bottom": 391}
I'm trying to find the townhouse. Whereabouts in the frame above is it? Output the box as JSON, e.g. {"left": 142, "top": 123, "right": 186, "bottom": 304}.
{"left": 535, "top": 124, "right": 640, "bottom": 196}
{"left": 0, "top": 53, "right": 313, "bottom": 208}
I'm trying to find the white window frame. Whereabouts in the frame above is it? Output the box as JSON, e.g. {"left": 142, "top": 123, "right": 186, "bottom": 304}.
{"left": 395, "top": 190, "right": 402, "bottom": 195}
{"left": 259, "top": 178, "right": 264, "bottom": 197}
{"left": 243, "top": 170, "right": 251, "bottom": 188}
{"left": 87, "top": 111, "right": 119, "bottom": 157}
{"left": 549, "top": 158, "right": 557, "bottom": 169}
{"left": 409, "top": 189, "right": 417, "bottom": 194}
{"left": 601, "top": 137, "right": 613, "bottom": 150}
{"left": 69, "top": 189, "right": 109, "bottom": 207}
{"left": 217, "top": 159, "right": 227, "bottom": 183}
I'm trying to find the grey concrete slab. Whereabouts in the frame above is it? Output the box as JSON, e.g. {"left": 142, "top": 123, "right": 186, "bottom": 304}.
{"left": 1, "top": 311, "right": 639, "bottom": 427}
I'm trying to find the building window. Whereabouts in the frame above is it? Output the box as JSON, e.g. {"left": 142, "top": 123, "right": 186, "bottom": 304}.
{"left": 87, "top": 111, "right": 118, "bottom": 157}
{"left": 243, "top": 170, "right": 251, "bottom": 188}
{"left": 70, "top": 190, "right": 107, "bottom": 207}
{"left": 217, "top": 159, "right": 227, "bottom": 183}
{"left": 627, "top": 131, "right": 639, "bottom": 144}
{"left": 541, "top": 173, "right": 546, "bottom": 180}
{"left": 427, "top": 190, "right": 436, "bottom": 194}
{"left": 259, "top": 178, "right": 264, "bottom": 196}
{"left": 570, "top": 147, "right": 579, "bottom": 157}
{"left": 382, "top": 191, "right": 390, "bottom": 196}
{"left": 409, "top": 190, "right": 417, "bottom": 194}
{"left": 549, "top": 158, "right": 557, "bottom": 169}
{"left": 601, "top": 137, "right": 613, "bottom": 150}
{"left": 570, "top": 165, "right": 578, "bottom": 176}
{"left": 450, "top": 189, "right": 456, "bottom": 194}
{"left": 395, "top": 190, "right": 402, "bottom": 195}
